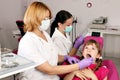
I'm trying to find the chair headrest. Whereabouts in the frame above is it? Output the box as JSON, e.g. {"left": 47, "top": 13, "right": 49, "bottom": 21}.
{"left": 84, "top": 36, "right": 104, "bottom": 50}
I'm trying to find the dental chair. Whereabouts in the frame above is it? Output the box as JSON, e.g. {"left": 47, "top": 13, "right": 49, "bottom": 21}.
{"left": 82, "top": 36, "right": 120, "bottom": 80}
{"left": 89, "top": 31, "right": 120, "bottom": 80}
{"left": 12, "top": 20, "right": 25, "bottom": 54}
{"left": 102, "top": 60, "right": 120, "bottom": 80}
{"left": 59, "top": 36, "right": 120, "bottom": 80}
{"left": 16, "top": 20, "right": 25, "bottom": 37}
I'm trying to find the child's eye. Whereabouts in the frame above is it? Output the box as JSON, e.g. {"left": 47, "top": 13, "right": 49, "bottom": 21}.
{"left": 85, "top": 47, "right": 88, "bottom": 49}
{"left": 92, "top": 47, "right": 97, "bottom": 50}
{"left": 92, "top": 48, "right": 94, "bottom": 50}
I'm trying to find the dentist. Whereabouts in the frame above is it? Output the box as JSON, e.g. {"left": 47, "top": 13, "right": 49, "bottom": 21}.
{"left": 18, "top": 1, "right": 93, "bottom": 80}
{"left": 50, "top": 10, "right": 84, "bottom": 56}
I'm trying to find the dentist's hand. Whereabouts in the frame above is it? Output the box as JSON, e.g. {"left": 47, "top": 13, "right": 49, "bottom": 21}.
{"left": 68, "top": 57, "right": 80, "bottom": 64}
{"left": 73, "top": 35, "right": 84, "bottom": 49}
{"left": 64, "top": 55, "right": 80, "bottom": 64}
{"left": 77, "top": 58, "right": 93, "bottom": 69}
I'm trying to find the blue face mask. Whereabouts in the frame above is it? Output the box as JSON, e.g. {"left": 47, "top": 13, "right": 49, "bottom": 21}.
{"left": 64, "top": 25, "right": 73, "bottom": 33}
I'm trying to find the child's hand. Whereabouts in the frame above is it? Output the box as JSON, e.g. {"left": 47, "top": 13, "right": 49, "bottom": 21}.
{"left": 74, "top": 70, "right": 88, "bottom": 80}
{"left": 81, "top": 68, "right": 98, "bottom": 80}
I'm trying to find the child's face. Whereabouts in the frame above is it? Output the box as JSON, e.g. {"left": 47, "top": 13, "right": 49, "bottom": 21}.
{"left": 82, "top": 43, "right": 100, "bottom": 63}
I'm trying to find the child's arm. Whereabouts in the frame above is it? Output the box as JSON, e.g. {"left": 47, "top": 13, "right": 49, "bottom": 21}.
{"left": 81, "top": 68, "right": 98, "bottom": 80}
{"left": 64, "top": 70, "right": 88, "bottom": 80}
{"left": 75, "top": 70, "right": 88, "bottom": 80}
{"left": 63, "top": 71, "right": 75, "bottom": 80}
{"left": 103, "top": 76, "right": 107, "bottom": 80}
{"left": 95, "top": 66, "right": 109, "bottom": 80}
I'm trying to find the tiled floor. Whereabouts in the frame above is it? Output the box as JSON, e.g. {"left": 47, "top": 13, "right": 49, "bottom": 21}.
{"left": 104, "top": 56, "right": 120, "bottom": 75}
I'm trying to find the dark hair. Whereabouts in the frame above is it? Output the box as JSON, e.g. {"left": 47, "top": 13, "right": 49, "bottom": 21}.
{"left": 50, "top": 10, "right": 72, "bottom": 37}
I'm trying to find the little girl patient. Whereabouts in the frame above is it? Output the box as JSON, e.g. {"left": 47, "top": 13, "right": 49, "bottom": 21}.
{"left": 60, "top": 36, "right": 109, "bottom": 80}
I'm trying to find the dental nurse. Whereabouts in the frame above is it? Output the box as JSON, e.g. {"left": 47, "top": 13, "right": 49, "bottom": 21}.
{"left": 18, "top": 2, "right": 93, "bottom": 80}
{"left": 50, "top": 10, "right": 84, "bottom": 56}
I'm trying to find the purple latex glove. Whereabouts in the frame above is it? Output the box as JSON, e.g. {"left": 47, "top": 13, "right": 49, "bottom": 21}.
{"left": 68, "top": 57, "right": 80, "bottom": 64}
{"left": 77, "top": 57, "right": 93, "bottom": 69}
{"left": 64, "top": 55, "right": 70, "bottom": 61}
{"left": 64, "top": 55, "right": 80, "bottom": 64}
{"left": 73, "top": 35, "right": 84, "bottom": 49}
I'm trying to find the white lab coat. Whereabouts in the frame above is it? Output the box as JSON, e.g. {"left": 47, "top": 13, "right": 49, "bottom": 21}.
{"left": 52, "top": 28, "right": 72, "bottom": 55}
{"left": 18, "top": 31, "right": 59, "bottom": 80}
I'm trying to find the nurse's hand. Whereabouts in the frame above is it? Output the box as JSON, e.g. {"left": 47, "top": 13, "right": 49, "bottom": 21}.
{"left": 77, "top": 57, "right": 93, "bottom": 69}
{"left": 68, "top": 57, "right": 80, "bottom": 64}
{"left": 64, "top": 55, "right": 80, "bottom": 64}
{"left": 73, "top": 35, "right": 84, "bottom": 49}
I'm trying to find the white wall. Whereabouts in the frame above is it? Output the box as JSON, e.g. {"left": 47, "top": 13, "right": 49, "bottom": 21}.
{"left": 0, "top": 0, "right": 26, "bottom": 50}
{"left": 0, "top": 0, "right": 120, "bottom": 80}
{"left": 26, "top": 0, "right": 120, "bottom": 28}
{"left": 40, "top": 0, "right": 120, "bottom": 35}
{"left": 33, "top": 0, "right": 120, "bottom": 58}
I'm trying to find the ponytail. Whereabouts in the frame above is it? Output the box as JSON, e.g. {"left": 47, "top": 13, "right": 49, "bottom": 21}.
{"left": 50, "top": 20, "right": 58, "bottom": 37}
{"left": 93, "top": 58, "right": 102, "bottom": 71}
{"left": 50, "top": 10, "right": 73, "bottom": 37}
